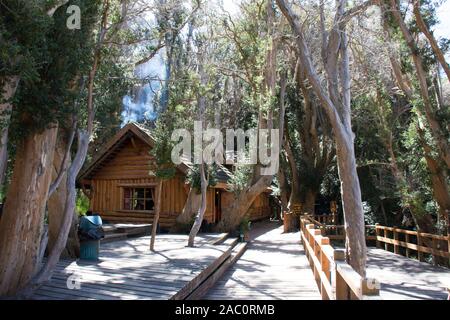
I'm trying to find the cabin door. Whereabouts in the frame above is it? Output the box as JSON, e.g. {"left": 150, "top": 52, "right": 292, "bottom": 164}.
{"left": 214, "top": 190, "right": 222, "bottom": 223}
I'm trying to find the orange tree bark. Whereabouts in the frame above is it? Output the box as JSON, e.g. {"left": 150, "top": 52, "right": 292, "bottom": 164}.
{"left": 0, "top": 126, "right": 58, "bottom": 296}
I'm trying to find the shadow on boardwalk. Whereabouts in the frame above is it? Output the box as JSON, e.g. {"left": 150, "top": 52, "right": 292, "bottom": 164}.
{"left": 204, "top": 220, "right": 321, "bottom": 300}
{"left": 32, "top": 233, "right": 230, "bottom": 300}
{"left": 366, "top": 248, "right": 449, "bottom": 300}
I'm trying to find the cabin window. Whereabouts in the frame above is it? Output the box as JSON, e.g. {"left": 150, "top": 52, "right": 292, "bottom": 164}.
{"left": 122, "top": 187, "right": 155, "bottom": 211}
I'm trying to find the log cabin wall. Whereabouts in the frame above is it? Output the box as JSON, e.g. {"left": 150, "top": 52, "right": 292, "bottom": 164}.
{"left": 87, "top": 136, "right": 216, "bottom": 229}
{"left": 220, "top": 192, "right": 272, "bottom": 222}
{"left": 247, "top": 193, "right": 272, "bottom": 221}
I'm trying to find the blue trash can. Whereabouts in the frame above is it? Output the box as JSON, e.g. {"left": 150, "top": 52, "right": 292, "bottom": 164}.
{"left": 80, "top": 240, "right": 100, "bottom": 261}
{"left": 79, "top": 215, "right": 103, "bottom": 261}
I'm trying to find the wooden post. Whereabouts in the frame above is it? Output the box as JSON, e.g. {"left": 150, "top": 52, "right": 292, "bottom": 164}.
{"left": 335, "top": 270, "right": 349, "bottom": 300}
{"left": 393, "top": 228, "right": 399, "bottom": 255}
{"left": 448, "top": 232, "right": 450, "bottom": 267}
{"left": 321, "top": 237, "right": 330, "bottom": 280}
{"left": 384, "top": 228, "right": 388, "bottom": 251}
{"left": 375, "top": 224, "right": 380, "bottom": 248}
{"left": 432, "top": 237, "right": 437, "bottom": 265}
{"left": 333, "top": 250, "right": 346, "bottom": 299}
{"left": 361, "top": 278, "right": 380, "bottom": 297}
{"left": 417, "top": 233, "right": 424, "bottom": 262}
{"left": 405, "top": 233, "right": 410, "bottom": 258}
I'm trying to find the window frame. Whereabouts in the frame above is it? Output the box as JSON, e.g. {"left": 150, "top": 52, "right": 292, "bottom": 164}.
{"left": 121, "top": 186, "right": 155, "bottom": 213}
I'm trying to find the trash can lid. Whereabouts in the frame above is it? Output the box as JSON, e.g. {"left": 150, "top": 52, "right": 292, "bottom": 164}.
{"left": 80, "top": 215, "right": 102, "bottom": 227}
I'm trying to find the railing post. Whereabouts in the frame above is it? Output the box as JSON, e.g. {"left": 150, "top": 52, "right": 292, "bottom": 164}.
{"left": 333, "top": 250, "right": 348, "bottom": 300}
{"left": 405, "top": 233, "right": 410, "bottom": 258}
{"left": 417, "top": 233, "right": 424, "bottom": 262}
{"left": 432, "top": 237, "right": 437, "bottom": 265}
{"left": 384, "top": 228, "right": 389, "bottom": 251}
{"left": 375, "top": 224, "right": 381, "bottom": 249}
{"left": 361, "top": 278, "right": 380, "bottom": 299}
{"left": 447, "top": 209, "right": 450, "bottom": 267}
{"left": 393, "top": 227, "right": 399, "bottom": 255}
{"left": 321, "top": 238, "right": 330, "bottom": 276}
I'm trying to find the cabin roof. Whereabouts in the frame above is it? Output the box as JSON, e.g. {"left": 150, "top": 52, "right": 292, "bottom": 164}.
{"left": 78, "top": 122, "right": 232, "bottom": 185}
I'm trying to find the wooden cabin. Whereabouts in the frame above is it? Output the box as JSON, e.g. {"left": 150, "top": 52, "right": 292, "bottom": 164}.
{"left": 78, "top": 122, "right": 272, "bottom": 230}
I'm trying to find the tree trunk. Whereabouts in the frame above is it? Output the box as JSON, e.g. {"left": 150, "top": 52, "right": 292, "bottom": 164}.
{"left": 175, "top": 186, "right": 201, "bottom": 226}
{"left": 389, "top": 0, "right": 450, "bottom": 169}
{"left": 383, "top": 17, "right": 450, "bottom": 235}
{"left": 28, "top": 130, "right": 89, "bottom": 291}
{"left": 277, "top": 165, "right": 289, "bottom": 212}
{"left": 282, "top": 107, "right": 301, "bottom": 233}
{"left": 335, "top": 132, "right": 367, "bottom": 276}
{"left": 284, "top": 131, "right": 301, "bottom": 211}
{"left": 418, "top": 129, "right": 450, "bottom": 234}
{"left": 303, "top": 189, "right": 316, "bottom": 216}
{"left": 0, "top": 126, "right": 58, "bottom": 296}
{"left": 47, "top": 134, "right": 79, "bottom": 259}
{"left": 150, "top": 180, "right": 163, "bottom": 251}
{"left": 187, "top": 163, "right": 208, "bottom": 247}
{"left": 277, "top": 0, "right": 367, "bottom": 276}
{"left": 216, "top": 175, "right": 273, "bottom": 232}
{"left": 0, "top": 76, "right": 20, "bottom": 187}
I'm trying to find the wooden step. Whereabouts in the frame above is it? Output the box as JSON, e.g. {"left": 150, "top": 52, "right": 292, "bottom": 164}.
{"left": 184, "top": 240, "right": 246, "bottom": 300}
{"left": 222, "top": 237, "right": 238, "bottom": 248}
{"left": 210, "top": 233, "right": 229, "bottom": 245}
{"left": 102, "top": 225, "right": 118, "bottom": 234}
{"left": 100, "top": 215, "right": 174, "bottom": 228}
{"left": 101, "top": 233, "right": 128, "bottom": 243}
{"left": 115, "top": 224, "right": 151, "bottom": 237}
{"left": 230, "top": 242, "right": 248, "bottom": 263}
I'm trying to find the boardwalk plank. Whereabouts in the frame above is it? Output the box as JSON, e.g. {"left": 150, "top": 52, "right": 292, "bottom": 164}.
{"left": 204, "top": 221, "right": 322, "bottom": 300}
{"left": 32, "top": 234, "right": 230, "bottom": 300}
{"left": 366, "top": 248, "right": 449, "bottom": 300}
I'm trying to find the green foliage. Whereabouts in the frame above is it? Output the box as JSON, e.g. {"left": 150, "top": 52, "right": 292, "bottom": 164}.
{"left": 2, "top": 0, "right": 101, "bottom": 141}
{"left": 239, "top": 216, "right": 251, "bottom": 233}
{"left": 227, "top": 165, "right": 253, "bottom": 195}
{"left": 150, "top": 116, "right": 177, "bottom": 180}
{"left": 75, "top": 190, "right": 90, "bottom": 216}
{"left": 186, "top": 164, "right": 218, "bottom": 192}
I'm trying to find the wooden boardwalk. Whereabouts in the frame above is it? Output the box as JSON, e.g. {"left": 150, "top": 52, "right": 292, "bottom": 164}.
{"left": 366, "top": 248, "right": 449, "bottom": 300}
{"left": 204, "top": 221, "right": 321, "bottom": 300}
{"left": 32, "top": 233, "right": 231, "bottom": 300}
{"left": 31, "top": 221, "right": 449, "bottom": 300}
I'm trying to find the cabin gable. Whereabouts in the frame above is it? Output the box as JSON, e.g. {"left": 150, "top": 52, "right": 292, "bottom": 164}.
{"left": 90, "top": 136, "right": 154, "bottom": 180}
{"left": 80, "top": 122, "right": 272, "bottom": 230}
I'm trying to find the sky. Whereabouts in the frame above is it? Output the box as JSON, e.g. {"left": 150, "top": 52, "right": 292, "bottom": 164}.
{"left": 122, "top": 0, "right": 450, "bottom": 125}
{"left": 435, "top": 0, "right": 450, "bottom": 40}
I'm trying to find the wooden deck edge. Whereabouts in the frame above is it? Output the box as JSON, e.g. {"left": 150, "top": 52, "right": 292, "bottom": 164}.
{"left": 211, "top": 233, "right": 230, "bottom": 245}
{"left": 185, "top": 242, "right": 248, "bottom": 300}
{"left": 169, "top": 241, "right": 236, "bottom": 300}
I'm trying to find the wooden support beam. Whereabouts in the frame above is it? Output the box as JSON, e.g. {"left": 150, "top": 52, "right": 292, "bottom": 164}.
{"left": 405, "top": 233, "right": 410, "bottom": 258}
{"left": 393, "top": 228, "right": 399, "bottom": 255}
{"left": 375, "top": 224, "right": 381, "bottom": 248}
{"left": 418, "top": 235, "right": 425, "bottom": 262}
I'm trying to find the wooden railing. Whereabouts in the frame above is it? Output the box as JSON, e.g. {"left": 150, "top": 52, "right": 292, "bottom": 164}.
{"left": 321, "top": 225, "right": 377, "bottom": 241}
{"left": 311, "top": 214, "right": 337, "bottom": 225}
{"left": 375, "top": 225, "right": 449, "bottom": 263}
{"left": 300, "top": 217, "right": 380, "bottom": 300}
{"left": 306, "top": 215, "right": 450, "bottom": 266}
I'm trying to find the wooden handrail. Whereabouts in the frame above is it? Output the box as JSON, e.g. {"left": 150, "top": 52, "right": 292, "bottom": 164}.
{"left": 300, "top": 217, "right": 380, "bottom": 300}
{"left": 375, "top": 224, "right": 449, "bottom": 262}
{"left": 312, "top": 214, "right": 337, "bottom": 225}
{"left": 305, "top": 215, "right": 449, "bottom": 266}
